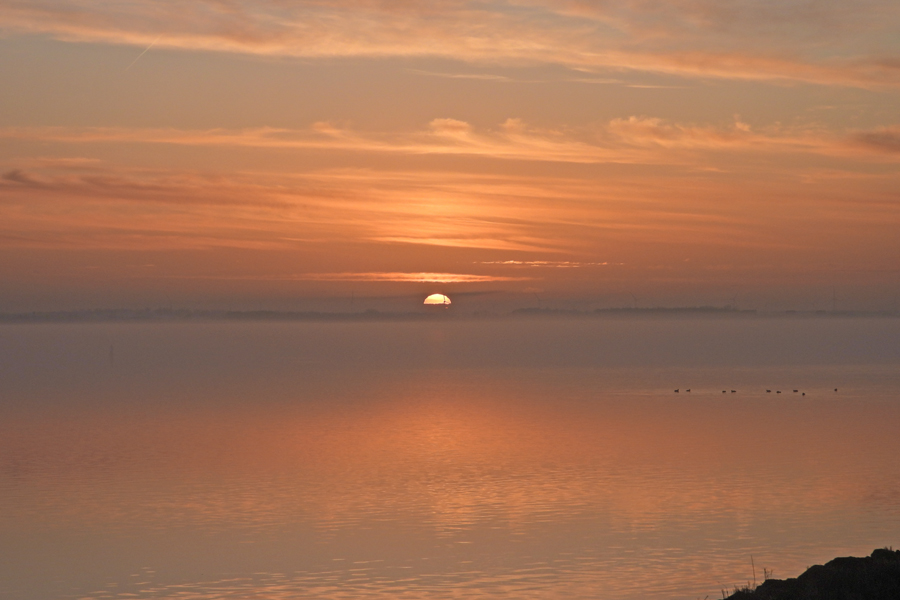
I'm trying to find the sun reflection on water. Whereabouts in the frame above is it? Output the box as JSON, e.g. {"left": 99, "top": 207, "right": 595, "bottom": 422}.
{"left": 2, "top": 359, "right": 900, "bottom": 600}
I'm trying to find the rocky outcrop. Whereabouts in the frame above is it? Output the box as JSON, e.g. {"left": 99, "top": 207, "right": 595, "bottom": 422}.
{"left": 727, "top": 548, "right": 900, "bottom": 600}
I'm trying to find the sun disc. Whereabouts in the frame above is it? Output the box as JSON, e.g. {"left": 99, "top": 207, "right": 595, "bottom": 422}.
{"left": 424, "top": 293, "right": 451, "bottom": 306}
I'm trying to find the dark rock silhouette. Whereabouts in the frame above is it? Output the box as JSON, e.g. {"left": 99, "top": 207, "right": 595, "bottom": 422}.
{"left": 726, "top": 548, "right": 900, "bottom": 600}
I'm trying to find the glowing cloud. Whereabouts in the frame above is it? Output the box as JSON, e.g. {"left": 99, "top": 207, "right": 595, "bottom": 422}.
{"left": 1, "top": 0, "right": 898, "bottom": 86}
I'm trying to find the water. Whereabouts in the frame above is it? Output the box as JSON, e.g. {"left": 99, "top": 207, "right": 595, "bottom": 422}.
{"left": 1, "top": 318, "right": 899, "bottom": 599}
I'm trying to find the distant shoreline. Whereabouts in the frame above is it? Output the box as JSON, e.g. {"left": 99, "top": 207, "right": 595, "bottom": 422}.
{"left": 1, "top": 307, "right": 898, "bottom": 324}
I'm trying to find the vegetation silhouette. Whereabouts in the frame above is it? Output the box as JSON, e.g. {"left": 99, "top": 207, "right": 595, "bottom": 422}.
{"left": 724, "top": 548, "right": 900, "bottom": 600}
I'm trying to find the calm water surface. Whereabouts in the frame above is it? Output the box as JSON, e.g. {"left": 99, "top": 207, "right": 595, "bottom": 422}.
{"left": 1, "top": 318, "right": 899, "bottom": 599}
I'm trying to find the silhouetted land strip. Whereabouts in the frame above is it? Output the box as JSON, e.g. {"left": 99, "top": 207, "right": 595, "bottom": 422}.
{"left": 1, "top": 307, "right": 898, "bottom": 323}
{"left": 532, "top": 306, "right": 757, "bottom": 316}
{"left": 726, "top": 548, "right": 900, "bottom": 600}
{"left": 0, "top": 308, "right": 435, "bottom": 323}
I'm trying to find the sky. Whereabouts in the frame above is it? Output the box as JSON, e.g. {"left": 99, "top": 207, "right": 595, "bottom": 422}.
{"left": 1, "top": 0, "right": 899, "bottom": 312}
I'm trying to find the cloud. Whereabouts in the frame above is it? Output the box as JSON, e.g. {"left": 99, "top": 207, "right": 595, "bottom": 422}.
{"left": 554, "top": 0, "right": 895, "bottom": 34}
{"left": 407, "top": 69, "right": 516, "bottom": 82}
{"left": 0, "top": 165, "right": 293, "bottom": 208}
{"left": 147, "top": 272, "right": 532, "bottom": 283}
{"left": 1, "top": 0, "right": 898, "bottom": 87}
{"left": 374, "top": 237, "right": 555, "bottom": 253}
{"left": 2, "top": 150, "right": 898, "bottom": 298}
{"left": 477, "top": 260, "right": 618, "bottom": 267}
{"left": 3, "top": 120, "right": 899, "bottom": 166}
{"left": 1, "top": 169, "right": 36, "bottom": 185}
{"left": 851, "top": 127, "right": 900, "bottom": 154}
{"left": 295, "top": 272, "right": 532, "bottom": 283}
{"left": 2, "top": 118, "right": 897, "bottom": 263}
{"left": 0, "top": 163, "right": 583, "bottom": 253}
{"left": 428, "top": 118, "right": 473, "bottom": 138}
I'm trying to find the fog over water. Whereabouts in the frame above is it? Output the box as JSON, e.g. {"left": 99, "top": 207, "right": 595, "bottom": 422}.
{"left": 1, "top": 317, "right": 899, "bottom": 600}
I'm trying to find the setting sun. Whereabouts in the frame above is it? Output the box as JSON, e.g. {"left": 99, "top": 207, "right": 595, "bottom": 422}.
{"left": 423, "top": 294, "right": 451, "bottom": 306}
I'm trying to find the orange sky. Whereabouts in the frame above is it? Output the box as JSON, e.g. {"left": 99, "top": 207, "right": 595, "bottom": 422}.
{"left": 1, "top": 0, "right": 898, "bottom": 311}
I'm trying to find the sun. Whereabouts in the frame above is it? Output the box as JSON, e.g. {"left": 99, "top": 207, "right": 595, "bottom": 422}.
{"left": 424, "top": 293, "right": 451, "bottom": 306}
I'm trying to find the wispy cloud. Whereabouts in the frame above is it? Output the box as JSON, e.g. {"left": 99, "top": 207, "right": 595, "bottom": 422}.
{"left": 1, "top": 0, "right": 898, "bottom": 87}
{"left": 407, "top": 69, "right": 517, "bottom": 82}
{"left": 148, "top": 272, "right": 532, "bottom": 283}
{"left": 2, "top": 150, "right": 898, "bottom": 294}
{"left": 292, "top": 272, "right": 531, "bottom": 283}
{"left": 3, "top": 119, "right": 899, "bottom": 167}
{"left": 375, "top": 237, "right": 555, "bottom": 253}
{"left": 3, "top": 119, "right": 897, "bottom": 266}
{"left": 411, "top": 71, "right": 686, "bottom": 87}
{"left": 0, "top": 163, "right": 585, "bottom": 253}
{"left": 477, "top": 260, "right": 621, "bottom": 267}
{"left": 851, "top": 126, "right": 900, "bottom": 153}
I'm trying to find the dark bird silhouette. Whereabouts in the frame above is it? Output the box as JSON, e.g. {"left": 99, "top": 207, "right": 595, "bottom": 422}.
{"left": 674, "top": 389, "right": 679, "bottom": 393}
{"left": 766, "top": 390, "right": 771, "bottom": 393}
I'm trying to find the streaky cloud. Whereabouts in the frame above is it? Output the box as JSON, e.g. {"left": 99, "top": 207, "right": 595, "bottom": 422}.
{"left": 1, "top": 0, "right": 898, "bottom": 87}
{"left": 145, "top": 272, "right": 533, "bottom": 283}
{"left": 3, "top": 121, "right": 900, "bottom": 166}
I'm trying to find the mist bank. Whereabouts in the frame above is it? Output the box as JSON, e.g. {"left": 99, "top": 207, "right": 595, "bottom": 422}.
{"left": 2, "top": 306, "right": 898, "bottom": 324}
{"left": 1, "top": 317, "right": 899, "bottom": 396}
